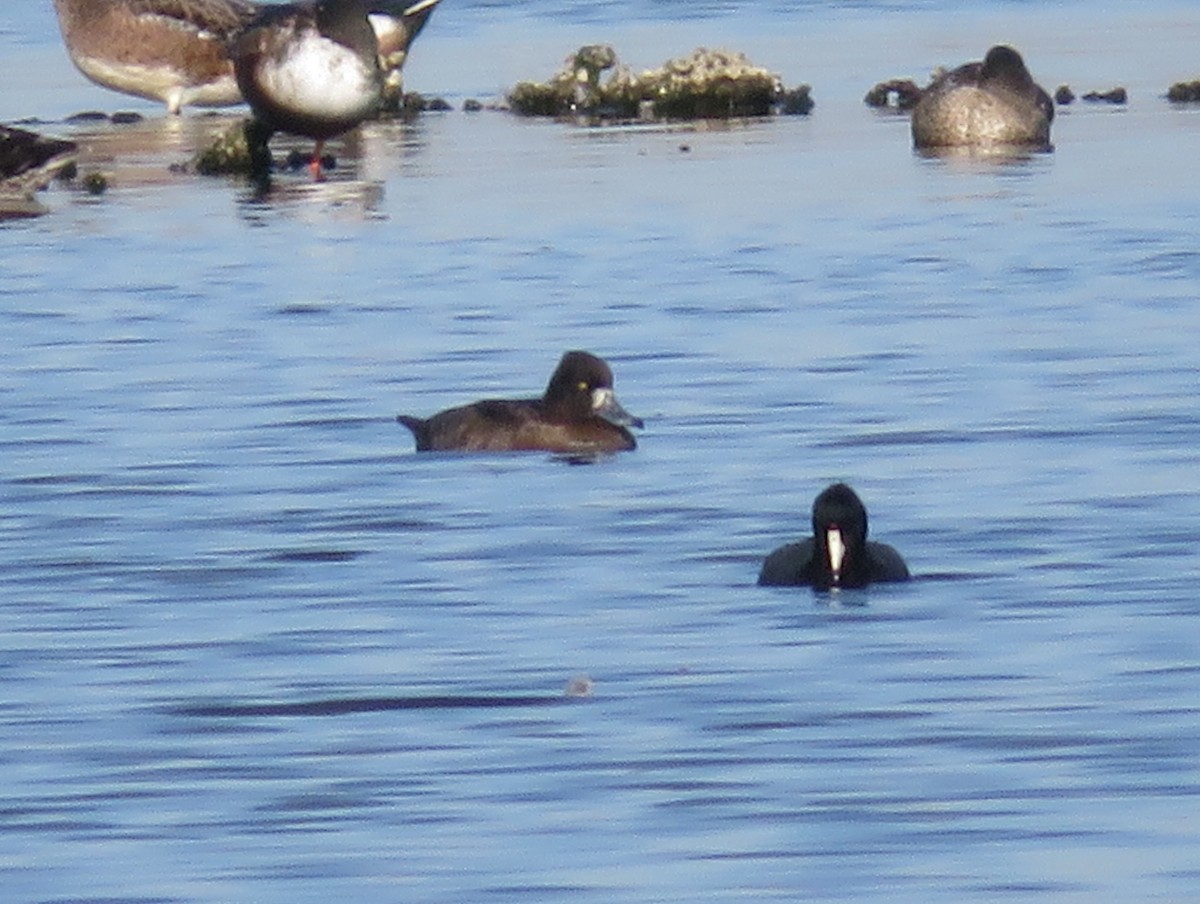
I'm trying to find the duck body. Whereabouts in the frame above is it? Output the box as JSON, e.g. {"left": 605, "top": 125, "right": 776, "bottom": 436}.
{"left": 911, "top": 45, "right": 1053, "bottom": 150}
{"left": 366, "top": 0, "right": 442, "bottom": 103}
{"left": 233, "top": 0, "right": 383, "bottom": 142}
{"left": 53, "top": 0, "right": 439, "bottom": 115}
{"left": 759, "top": 483, "right": 910, "bottom": 590}
{"left": 397, "top": 351, "right": 643, "bottom": 454}
{"left": 52, "top": 0, "right": 259, "bottom": 113}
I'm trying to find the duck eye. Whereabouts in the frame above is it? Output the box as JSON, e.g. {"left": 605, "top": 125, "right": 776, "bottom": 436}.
{"left": 577, "top": 381, "right": 589, "bottom": 391}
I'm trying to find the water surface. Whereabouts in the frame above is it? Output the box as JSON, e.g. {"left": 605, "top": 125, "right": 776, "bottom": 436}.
{"left": 3, "top": 1, "right": 1200, "bottom": 902}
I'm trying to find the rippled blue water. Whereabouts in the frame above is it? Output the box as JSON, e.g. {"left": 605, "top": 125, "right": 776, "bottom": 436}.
{"left": 3, "top": 1, "right": 1200, "bottom": 902}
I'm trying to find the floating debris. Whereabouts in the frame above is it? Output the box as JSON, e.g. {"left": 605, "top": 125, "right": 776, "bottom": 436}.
{"left": 1167, "top": 80, "right": 1200, "bottom": 102}
{"left": 863, "top": 78, "right": 923, "bottom": 110}
{"left": 463, "top": 98, "right": 483, "bottom": 112}
{"left": 508, "top": 45, "right": 810, "bottom": 120}
{"left": 564, "top": 675, "right": 594, "bottom": 698}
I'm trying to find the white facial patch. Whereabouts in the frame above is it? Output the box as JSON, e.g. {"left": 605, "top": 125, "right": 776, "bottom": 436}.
{"left": 591, "top": 387, "right": 613, "bottom": 411}
{"left": 826, "top": 527, "right": 846, "bottom": 583}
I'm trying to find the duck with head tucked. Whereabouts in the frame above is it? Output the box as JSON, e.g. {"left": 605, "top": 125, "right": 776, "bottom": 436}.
{"left": 759, "top": 483, "right": 910, "bottom": 590}
{"left": 911, "top": 45, "right": 1054, "bottom": 151}
{"left": 397, "top": 351, "right": 644, "bottom": 454}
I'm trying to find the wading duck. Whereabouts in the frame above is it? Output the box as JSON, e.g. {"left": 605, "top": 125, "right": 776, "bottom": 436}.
{"left": 911, "top": 45, "right": 1053, "bottom": 150}
{"left": 232, "top": 0, "right": 383, "bottom": 178}
{"left": 53, "top": 0, "right": 440, "bottom": 117}
{"left": 758, "top": 483, "right": 910, "bottom": 589}
{"left": 52, "top": 0, "right": 259, "bottom": 114}
{"left": 397, "top": 351, "right": 644, "bottom": 454}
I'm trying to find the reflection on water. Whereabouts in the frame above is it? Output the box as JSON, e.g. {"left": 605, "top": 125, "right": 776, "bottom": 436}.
{"left": 3, "top": 1, "right": 1200, "bottom": 903}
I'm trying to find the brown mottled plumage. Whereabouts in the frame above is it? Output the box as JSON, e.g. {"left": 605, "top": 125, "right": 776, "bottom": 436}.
{"left": 52, "top": 0, "right": 441, "bottom": 114}
{"left": 911, "top": 45, "right": 1053, "bottom": 150}
{"left": 52, "top": 0, "right": 259, "bottom": 113}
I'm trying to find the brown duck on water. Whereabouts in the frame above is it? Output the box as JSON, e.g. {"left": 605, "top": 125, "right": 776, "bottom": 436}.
{"left": 397, "top": 352, "right": 645, "bottom": 454}
{"left": 911, "top": 45, "right": 1054, "bottom": 150}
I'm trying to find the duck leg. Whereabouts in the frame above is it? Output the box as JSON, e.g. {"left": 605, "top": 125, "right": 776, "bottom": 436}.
{"left": 309, "top": 140, "right": 326, "bottom": 180}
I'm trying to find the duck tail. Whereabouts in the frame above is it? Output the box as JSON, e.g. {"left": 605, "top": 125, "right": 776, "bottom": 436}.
{"left": 396, "top": 414, "right": 430, "bottom": 450}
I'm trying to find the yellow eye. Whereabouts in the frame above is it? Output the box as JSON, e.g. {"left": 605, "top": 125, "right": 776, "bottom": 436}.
{"left": 577, "top": 381, "right": 589, "bottom": 391}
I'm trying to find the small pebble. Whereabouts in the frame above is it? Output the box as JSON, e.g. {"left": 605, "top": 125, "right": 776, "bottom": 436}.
{"left": 81, "top": 172, "right": 108, "bottom": 195}
{"left": 564, "top": 676, "right": 594, "bottom": 698}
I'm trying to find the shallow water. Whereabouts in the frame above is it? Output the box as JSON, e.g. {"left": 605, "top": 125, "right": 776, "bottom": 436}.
{"left": 3, "top": 1, "right": 1200, "bottom": 902}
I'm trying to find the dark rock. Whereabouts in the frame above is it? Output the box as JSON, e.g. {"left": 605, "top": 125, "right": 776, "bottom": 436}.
{"left": 864, "top": 79, "right": 922, "bottom": 109}
{"left": 1054, "top": 85, "right": 1075, "bottom": 105}
{"left": 1082, "top": 87, "right": 1127, "bottom": 104}
{"left": 778, "top": 85, "right": 814, "bottom": 115}
{"left": 507, "top": 46, "right": 800, "bottom": 121}
{"left": 81, "top": 172, "right": 108, "bottom": 194}
{"left": 193, "top": 120, "right": 256, "bottom": 176}
{"left": 1167, "top": 80, "right": 1200, "bottom": 102}
{"left": 65, "top": 111, "right": 110, "bottom": 124}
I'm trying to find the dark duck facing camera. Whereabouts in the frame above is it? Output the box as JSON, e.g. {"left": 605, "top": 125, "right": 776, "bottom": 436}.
{"left": 759, "top": 483, "right": 910, "bottom": 589}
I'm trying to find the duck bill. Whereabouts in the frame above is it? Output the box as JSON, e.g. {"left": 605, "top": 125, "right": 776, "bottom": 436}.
{"left": 826, "top": 526, "right": 846, "bottom": 585}
{"left": 591, "top": 387, "right": 643, "bottom": 429}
